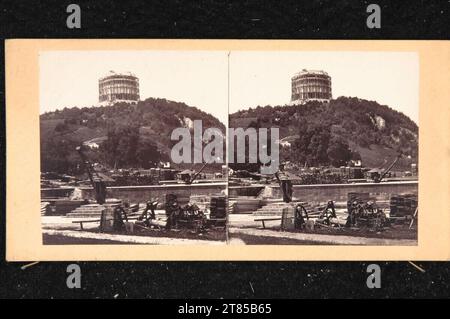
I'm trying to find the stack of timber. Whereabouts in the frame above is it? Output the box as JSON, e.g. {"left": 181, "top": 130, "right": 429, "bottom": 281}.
{"left": 228, "top": 200, "right": 236, "bottom": 215}
{"left": 209, "top": 196, "right": 227, "bottom": 227}
{"left": 210, "top": 196, "right": 227, "bottom": 219}
{"left": 66, "top": 204, "right": 108, "bottom": 218}
{"left": 41, "top": 202, "right": 50, "bottom": 216}
{"left": 389, "top": 194, "right": 417, "bottom": 217}
{"left": 105, "top": 198, "right": 122, "bottom": 205}
{"left": 231, "top": 197, "right": 263, "bottom": 214}
{"left": 66, "top": 199, "right": 122, "bottom": 218}
{"left": 253, "top": 200, "right": 310, "bottom": 216}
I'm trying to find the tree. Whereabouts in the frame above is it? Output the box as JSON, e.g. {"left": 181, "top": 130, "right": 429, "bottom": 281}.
{"left": 327, "top": 137, "right": 352, "bottom": 167}
{"left": 100, "top": 125, "right": 163, "bottom": 169}
{"left": 136, "top": 139, "right": 161, "bottom": 169}
{"left": 41, "top": 137, "right": 80, "bottom": 174}
{"left": 101, "top": 125, "right": 140, "bottom": 168}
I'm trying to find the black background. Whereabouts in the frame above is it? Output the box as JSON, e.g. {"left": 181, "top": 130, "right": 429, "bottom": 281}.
{"left": 0, "top": 0, "right": 449, "bottom": 299}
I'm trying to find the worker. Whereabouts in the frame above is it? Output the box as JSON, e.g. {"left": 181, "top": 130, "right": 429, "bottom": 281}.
{"left": 326, "top": 201, "right": 337, "bottom": 218}
{"left": 275, "top": 163, "right": 293, "bottom": 203}
{"left": 139, "top": 200, "right": 157, "bottom": 226}
{"left": 113, "top": 202, "right": 129, "bottom": 231}
{"left": 346, "top": 201, "right": 359, "bottom": 227}
{"left": 294, "top": 204, "right": 308, "bottom": 230}
{"left": 320, "top": 201, "right": 337, "bottom": 225}
{"left": 165, "top": 194, "right": 179, "bottom": 230}
{"left": 94, "top": 180, "right": 107, "bottom": 204}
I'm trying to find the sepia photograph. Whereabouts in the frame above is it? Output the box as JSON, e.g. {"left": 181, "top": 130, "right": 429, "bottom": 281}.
{"left": 228, "top": 51, "right": 419, "bottom": 245}
{"left": 39, "top": 51, "right": 228, "bottom": 245}
{"left": 7, "top": 39, "right": 449, "bottom": 261}
{"left": 39, "top": 50, "right": 420, "bottom": 246}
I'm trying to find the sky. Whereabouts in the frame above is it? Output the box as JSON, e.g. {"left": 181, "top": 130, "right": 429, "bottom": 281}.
{"left": 40, "top": 51, "right": 229, "bottom": 124}
{"left": 230, "top": 51, "right": 419, "bottom": 123}
{"left": 40, "top": 50, "right": 419, "bottom": 125}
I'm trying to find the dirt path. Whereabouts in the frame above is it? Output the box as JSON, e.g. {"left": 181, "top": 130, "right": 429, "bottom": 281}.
{"left": 229, "top": 227, "right": 417, "bottom": 246}
{"left": 43, "top": 229, "right": 225, "bottom": 245}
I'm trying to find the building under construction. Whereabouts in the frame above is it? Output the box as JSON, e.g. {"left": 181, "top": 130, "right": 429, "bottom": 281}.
{"left": 99, "top": 71, "right": 140, "bottom": 105}
{"left": 291, "top": 69, "right": 332, "bottom": 105}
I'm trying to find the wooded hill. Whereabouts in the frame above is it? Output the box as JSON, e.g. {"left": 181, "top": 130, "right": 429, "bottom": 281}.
{"left": 229, "top": 96, "right": 418, "bottom": 169}
{"left": 40, "top": 98, "right": 225, "bottom": 174}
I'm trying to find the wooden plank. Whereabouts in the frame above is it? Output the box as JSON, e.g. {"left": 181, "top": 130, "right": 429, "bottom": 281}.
{"left": 254, "top": 218, "right": 282, "bottom": 221}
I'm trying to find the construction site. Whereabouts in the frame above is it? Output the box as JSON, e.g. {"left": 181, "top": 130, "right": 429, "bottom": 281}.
{"left": 228, "top": 158, "right": 418, "bottom": 246}
{"left": 41, "top": 145, "right": 418, "bottom": 246}
{"left": 41, "top": 147, "right": 228, "bottom": 245}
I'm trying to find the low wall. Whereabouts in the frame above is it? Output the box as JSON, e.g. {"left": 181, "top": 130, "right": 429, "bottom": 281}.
{"left": 230, "top": 181, "right": 418, "bottom": 204}
{"left": 43, "top": 181, "right": 418, "bottom": 206}
{"left": 41, "top": 187, "right": 75, "bottom": 199}
{"left": 228, "top": 186, "right": 265, "bottom": 197}
{"left": 42, "top": 182, "right": 227, "bottom": 204}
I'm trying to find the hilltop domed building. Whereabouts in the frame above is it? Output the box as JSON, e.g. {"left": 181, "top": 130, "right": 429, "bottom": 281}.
{"left": 291, "top": 69, "right": 332, "bottom": 105}
{"left": 98, "top": 71, "right": 140, "bottom": 105}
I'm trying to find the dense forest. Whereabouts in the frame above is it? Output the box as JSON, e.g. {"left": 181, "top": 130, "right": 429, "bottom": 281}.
{"left": 229, "top": 97, "right": 418, "bottom": 170}
{"left": 40, "top": 98, "right": 225, "bottom": 174}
